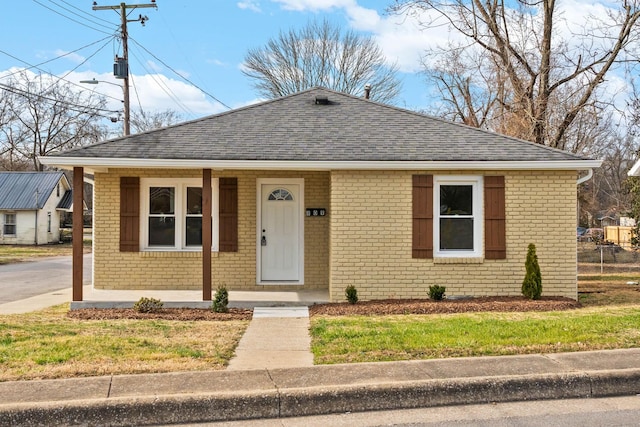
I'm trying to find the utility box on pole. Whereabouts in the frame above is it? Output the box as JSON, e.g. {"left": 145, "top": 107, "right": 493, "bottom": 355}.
{"left": 113, "top": 57, "right": 128, "bottom": 79}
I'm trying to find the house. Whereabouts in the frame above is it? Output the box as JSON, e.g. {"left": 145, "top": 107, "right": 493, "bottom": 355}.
{"left": 40, "top": 87, "right": 601, "bottom": 302}
{"left": 0, "top": 171, "right": 74, "bottom": 245}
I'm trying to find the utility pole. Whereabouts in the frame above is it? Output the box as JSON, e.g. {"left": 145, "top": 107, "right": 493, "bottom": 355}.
{"left": 92, "top": 1, "right": 157, "bottom": 135}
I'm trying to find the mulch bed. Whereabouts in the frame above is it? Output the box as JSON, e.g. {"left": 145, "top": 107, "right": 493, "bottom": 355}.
{"left": 66, "top": 297, "right": 580, "bottom": 321}
{"left": 309, "top": 296, "right": 580, "bottom": 316}
{"left": 67, "top": 308, "right": 253, "bottom": 321}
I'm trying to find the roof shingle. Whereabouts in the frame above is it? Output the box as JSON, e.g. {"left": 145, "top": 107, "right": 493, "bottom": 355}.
{"left": 51, "top": 87, "right": 592, "bottom": 164}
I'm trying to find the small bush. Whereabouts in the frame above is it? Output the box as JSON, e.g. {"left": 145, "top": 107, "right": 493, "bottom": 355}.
{"left": 133, "top": 297, "right": 163, "bottom": 313}
{"left": 522, "top": 243, "right": 542, "bottom": 300}
{"left": 429, "top": 285, "right": 446, "bottom": 301}
{"left": 212, "top": 286, "right": 229, "bottom": 313}
{"left": 345, "top": 285, "right": 358, "bottom": 304}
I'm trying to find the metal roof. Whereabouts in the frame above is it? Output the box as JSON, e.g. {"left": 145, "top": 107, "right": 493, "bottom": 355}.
{"left": 57, "top": 190, "right": 73, "bottom": 210}
{"left": 0, "top": 172, "right": 65, "bottom": 210}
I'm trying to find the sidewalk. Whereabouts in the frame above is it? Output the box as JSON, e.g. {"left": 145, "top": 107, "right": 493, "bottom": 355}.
{"left": 1, "top": 290, "right": 640, "bottom": 426}
{"left": 1, "top": 349, "right": 639, "bottom": 426}
{"left": 227, "top": 307, "right": 313, "bottom": 370}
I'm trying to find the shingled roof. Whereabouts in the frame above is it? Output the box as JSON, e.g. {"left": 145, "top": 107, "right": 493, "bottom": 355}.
{"left": 43, "top": 87, "right": 598, "bottom": 170}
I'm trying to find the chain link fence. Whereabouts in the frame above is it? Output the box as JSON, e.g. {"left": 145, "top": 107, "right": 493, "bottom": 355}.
{"left": 578, "top": 242, "right": 640, "bottom": 275}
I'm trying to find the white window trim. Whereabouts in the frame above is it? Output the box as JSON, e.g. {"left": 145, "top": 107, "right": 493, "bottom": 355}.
{"left": 3, "top": 213, "right": 17, "bottom": 236}
{"left": 433, "top": 175, "right": 483, "bottom": 258}
{"left": 140, "top": 178, "right": 219, "bottom": 251}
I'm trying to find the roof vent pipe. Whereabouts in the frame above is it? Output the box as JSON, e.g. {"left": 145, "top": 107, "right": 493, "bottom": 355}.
{"left": 364, "top": 84, "right": 371, "bottom": 99}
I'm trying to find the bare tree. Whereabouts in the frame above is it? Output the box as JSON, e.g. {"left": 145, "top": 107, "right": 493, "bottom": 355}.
{"left": 393, "top": 0, "right": 640, "bottom": 149}
{"left": 130, "top": 108, "right": 183, "bottom": 133}
{"left": 243, "top": 19, "right": 401, "bottom": 103}
{"left": 0, "top": 71, "right": 107, "bottom": 170}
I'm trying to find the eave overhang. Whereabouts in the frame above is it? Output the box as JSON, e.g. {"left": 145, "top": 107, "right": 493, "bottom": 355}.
{"left": 39, "top": 157, "right": 603, "bottom": 173}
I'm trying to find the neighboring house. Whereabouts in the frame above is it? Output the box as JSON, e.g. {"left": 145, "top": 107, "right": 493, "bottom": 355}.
{"left": 41, "top": 87, "right": 601, "bottom": 302}
{"left": 0, "top": 172, "right": 74, "bottom": 245}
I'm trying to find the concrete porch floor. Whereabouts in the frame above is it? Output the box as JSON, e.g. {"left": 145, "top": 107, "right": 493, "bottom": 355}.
{"left": 69, "top": 288, "right": 330, "bottom": 310}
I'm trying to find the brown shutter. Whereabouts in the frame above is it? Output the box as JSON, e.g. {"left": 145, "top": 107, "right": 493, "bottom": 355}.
{"left": 412, "top": 175, "right": 433, "bottom": 258}
{"left": 120, "top": 177, "right": 140, "bottom": 252}
{"left": 219, "top": 177, "right": 238, "bottom": 252}
{"left": 484, "top": 176, "right": 506, "bottom": 259}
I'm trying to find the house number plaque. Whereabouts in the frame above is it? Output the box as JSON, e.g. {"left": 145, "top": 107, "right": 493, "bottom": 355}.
{"left": 305, "top": 208, "right": 326, "bottom": 217}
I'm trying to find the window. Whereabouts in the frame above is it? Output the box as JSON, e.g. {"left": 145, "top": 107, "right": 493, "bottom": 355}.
{"left": 47, "top": 212, "right": 52, "bottom": 233}
{"left": 141, "top": 178, "right": 218, "bottom": 250}
{"left": 434, "top": 176, "right": 483, "bottom": 258}
{"left": 3, "top": 213, "right": 16, "bottom": 235}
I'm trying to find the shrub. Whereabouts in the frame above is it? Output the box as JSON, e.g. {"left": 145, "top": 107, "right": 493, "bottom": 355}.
{"left": 133, "top": 297, "right": 163, "bottom": 313}
{"left": 345, "top": 285, "right": 358, "bottom": 304}
{"left": 429, "top": 285, "right": 446, "bottom": 301}
{"left": 522, "top": 243, "right": 542, "bottom": 300}
{"left": 212, "top": 286, "right": 229, "bottom": 313}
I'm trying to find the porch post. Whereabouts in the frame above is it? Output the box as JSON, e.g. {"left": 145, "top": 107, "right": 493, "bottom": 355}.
{"left": 72, "top": 167, "right": 84, "bottom": 301}
{"left": 202, "top": 169, "right": 212, "bottom": 300}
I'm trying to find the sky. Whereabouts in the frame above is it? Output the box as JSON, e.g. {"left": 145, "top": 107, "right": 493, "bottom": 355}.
{"left": 0, "top": 0, "right": 436, "bottom": 129}
{"left": 0, "top": 0, "right": 634, "bottom": 133}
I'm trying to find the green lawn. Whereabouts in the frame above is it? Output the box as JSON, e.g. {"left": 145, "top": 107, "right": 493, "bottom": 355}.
{"left": 0, "top": 305, "right": 249, "bottom": 382}
{"left": 310, "top": 306, "right": 640, "bottom": 364}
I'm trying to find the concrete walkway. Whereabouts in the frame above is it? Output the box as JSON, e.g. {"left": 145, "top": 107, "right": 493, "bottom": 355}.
{"left": 2, "top": 349, "right": 640, "bottom": 426}
{"left": 228, "top": 307, "right": 313, "bottom": 370}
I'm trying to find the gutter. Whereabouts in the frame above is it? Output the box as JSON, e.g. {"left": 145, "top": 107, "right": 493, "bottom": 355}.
{"left": 577, "top": 169, "right": 593, "bottom": 185}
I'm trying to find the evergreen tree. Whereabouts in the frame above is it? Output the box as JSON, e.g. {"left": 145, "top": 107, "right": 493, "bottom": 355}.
{"left": 522, "top": 243, "right": 542, "bottom": 300}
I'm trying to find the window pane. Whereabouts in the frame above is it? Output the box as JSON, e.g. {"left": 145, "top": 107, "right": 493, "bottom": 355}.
{"left": 186, "top": 217, "right": 202, "bottom": 246}
{"left": 440, "top": 185, "right": 472, "bottom": 216}
{"left": 4, "top": 214, "right": 16, "bottom": 235}
{"left": 149, "top": 217, "right": 175, "bottom": 246}
{"left": 149, "top": 187, "right": 175, "bottom": 214}
{"left": 187, "top": 187, "right": 203, "bottom": 215}
{"left": 440, "top": 218, "right": 474, "bottom": 250}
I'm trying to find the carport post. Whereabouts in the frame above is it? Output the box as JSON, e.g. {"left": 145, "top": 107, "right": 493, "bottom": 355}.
{"left": 72, "top": 167, "right": 84, "bottom": 301}
{"left": 202, "top": 169, "right": 212, "bottom": 300}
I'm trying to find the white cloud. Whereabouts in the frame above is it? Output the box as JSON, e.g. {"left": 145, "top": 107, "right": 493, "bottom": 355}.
{"left": 207, "top": 59, "right": 229, "bottom": 67}
{"left": 273, "top": 0, "right": 355, "bottom": 11}
{"left": 69, "top": 71, "right": 225, "bottom": 119}
{"left": 145, "top": 60, "right": 163, "bottom": 73}
{"left": 269, "top": 0, "right": 449, "bottom": 73}
{"left": 53, "top": 49, "right": 86, "bottom": 65}
{"left": 237, "top": 1, "right": 262, "bottom": 12}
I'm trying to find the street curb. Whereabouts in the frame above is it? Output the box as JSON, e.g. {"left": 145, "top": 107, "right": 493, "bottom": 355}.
{"left": 2, "top": 370, "right": 639, "bottom": 426}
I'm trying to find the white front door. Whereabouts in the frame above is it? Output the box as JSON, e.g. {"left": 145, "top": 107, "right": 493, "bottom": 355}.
{"left": 259, "top": 181, "right": 303, "bottom": 282}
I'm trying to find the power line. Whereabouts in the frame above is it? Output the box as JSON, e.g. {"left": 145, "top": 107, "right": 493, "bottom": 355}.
{"left": 44, "top": 37, "right": 114, "bottom": 92}
{"left": 0, "top": 36, "right": 114, "bottom": 81}
{"left": 57, "top": 0, "right": 115, "bottom": 25}
{"left": 45, "top": 0, "right": 117, "bottom": 30}
{"left": 128, "top": 46, "right": 195, "bottom": 117}
{"left": 129, "top": 38, "right": 232, "bottom": 110}
{"left": 0, "top": 83, "right": 121, "bottom": 118}
{"left": 31, "top": 0, "right": 116, "bottom": 35}
{"left": 92, "top": 2, "right": 159, "bottom": 135}
{"left": 0, "top": 40, "right": 124, "bottom": 104}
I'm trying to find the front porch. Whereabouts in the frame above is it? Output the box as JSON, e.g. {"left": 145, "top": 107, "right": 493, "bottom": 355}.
{"left": 69, "top": 288, "right": 330, "bottom": 310}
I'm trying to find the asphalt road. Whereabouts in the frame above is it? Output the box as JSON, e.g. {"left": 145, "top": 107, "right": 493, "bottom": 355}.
{"left": 190, "top": 396, "right": 640, "bottom": 427}
{"left": 0, "top": 254, "right": 92, "bottom": 304}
